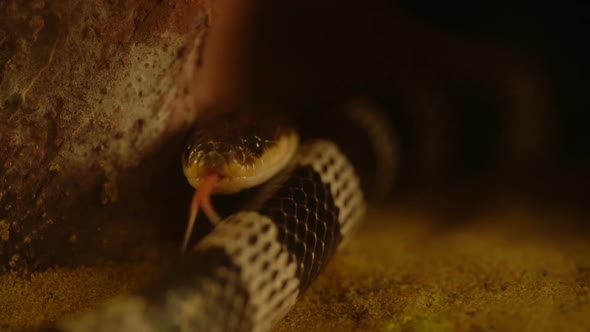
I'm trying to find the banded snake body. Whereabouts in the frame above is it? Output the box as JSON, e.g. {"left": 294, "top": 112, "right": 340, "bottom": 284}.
{"left": 54, "top": 102, "right": 397, "bottom": 331}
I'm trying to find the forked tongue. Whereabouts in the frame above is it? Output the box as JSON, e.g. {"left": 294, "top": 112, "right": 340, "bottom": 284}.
{"left": 181, "top": 173, "right": 222, "bottom": 254}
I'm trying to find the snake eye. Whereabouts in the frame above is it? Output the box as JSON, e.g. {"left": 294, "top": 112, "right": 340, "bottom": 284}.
{"left": 245, "top": 136, "right": 265, "bottom": 157}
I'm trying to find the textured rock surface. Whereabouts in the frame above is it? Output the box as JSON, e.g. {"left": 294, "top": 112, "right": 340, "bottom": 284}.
{"left": 0, "top": 0, "right": 208, "bottom": 270}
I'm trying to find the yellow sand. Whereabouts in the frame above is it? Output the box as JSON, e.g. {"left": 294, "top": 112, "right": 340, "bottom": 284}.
{"left": 1, "top": 205, "right": 589, "bottom": 331}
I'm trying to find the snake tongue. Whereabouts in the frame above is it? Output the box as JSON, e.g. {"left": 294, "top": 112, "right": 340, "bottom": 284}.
{"left": 180, "top": 173, "right": 222, "bottom": 254}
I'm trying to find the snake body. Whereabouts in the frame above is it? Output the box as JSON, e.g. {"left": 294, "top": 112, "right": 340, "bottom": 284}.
{"left": 55, "top": 103, "right": 395, "bottom": 331}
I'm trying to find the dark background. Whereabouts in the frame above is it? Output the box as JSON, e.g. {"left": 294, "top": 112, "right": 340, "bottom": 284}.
{"left": 374, "top": 1, "right": 588, "bottom": 212}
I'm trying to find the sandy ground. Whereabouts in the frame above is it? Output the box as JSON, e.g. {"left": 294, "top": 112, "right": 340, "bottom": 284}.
{"left": 1, "top": 204, "right": 590, "bottom": 331}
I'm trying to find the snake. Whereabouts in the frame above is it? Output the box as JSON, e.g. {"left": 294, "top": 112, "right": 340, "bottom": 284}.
{"left": 52, "top": 102, "right": 396, "bottom": 332}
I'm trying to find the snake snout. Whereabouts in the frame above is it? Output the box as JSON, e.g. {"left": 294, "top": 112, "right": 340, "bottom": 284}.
{"left": 199, "top": 151, "right": 228, "bottom": 170}
{"left": 183, "top": 148, "right": 232, "bottom": 185}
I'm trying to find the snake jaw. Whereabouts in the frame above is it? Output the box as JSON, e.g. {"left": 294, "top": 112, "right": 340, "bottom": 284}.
{"left": 181, "top": 173, "right": 223, "bottom": 254}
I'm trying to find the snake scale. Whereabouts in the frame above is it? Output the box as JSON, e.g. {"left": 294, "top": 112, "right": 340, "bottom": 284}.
{"left": 51, "top": 102, "right": 396, "bottom": 332}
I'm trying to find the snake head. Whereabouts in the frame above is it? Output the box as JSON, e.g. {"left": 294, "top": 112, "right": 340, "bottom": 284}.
{"left": 182, "top": 112, "right": 299, "bottom": 194}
